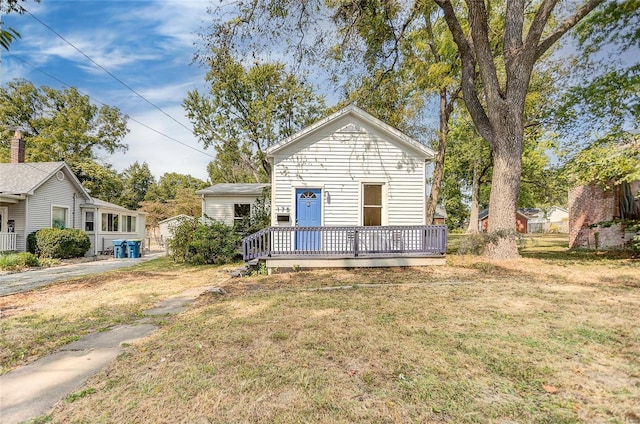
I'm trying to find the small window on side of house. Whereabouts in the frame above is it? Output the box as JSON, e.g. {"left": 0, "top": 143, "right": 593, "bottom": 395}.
{"left": 363, "top": 184, "right": 383, "bottom": 226}
{"left": 101, "top": 213, "right": 119, "bottom": 232}
{"left": 234, "top": 204, "right": 251, "bottom": 223}
{"left": 122, "top": 215, "right": 137, "bottom": 233}
{"left": 85, "top": 211, "right": 94, "bottom": 232}
{"left": 52, "top": 206, "right": 68, "bottom": 229}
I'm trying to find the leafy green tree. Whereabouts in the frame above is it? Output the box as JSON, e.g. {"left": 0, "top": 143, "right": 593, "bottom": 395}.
{"left": 0, "top": 80, "right": 129, "bottom": 170}
{"left": 73, "top": 160, "right": 124, "bottom": 204}
{"left": 120, "top": 161, "right": 154, "bottom": 210}
{"left": 206, "top": 138, "right": 261, "bottom": 184}
{"left": 555, "top": 0, "right": 639, "bottom": 185}
{"left": 141, "top": 174, "right": 206, "bottom": 227}
{"left": 144, "top": 172, "right": 208, "bottom": 203}
{"left": 184, "top": 57, "right": 325, "bottom": 181}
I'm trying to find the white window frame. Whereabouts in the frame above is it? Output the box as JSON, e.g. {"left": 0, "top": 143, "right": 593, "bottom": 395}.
{"left": 51, "top": 205, "right": 69, "bottom": 229}
{"left": 122, "top": 215, "right": 137, "bottom": 233}
{"left": 360, "top": 182, "right": 387, "bottom": 226}
{"left": 84, "top": 210, "right": 95, "bottom": 232}
{"left": 101, "top": 212, "right": 119, "bottom": 232}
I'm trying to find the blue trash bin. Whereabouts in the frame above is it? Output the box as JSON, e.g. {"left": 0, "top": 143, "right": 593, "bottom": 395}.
{"left": 112, "top": 239, "right": 127, "bottom": 258}
{"left": 127, "top": 239, "right": 142, "bottom": 258}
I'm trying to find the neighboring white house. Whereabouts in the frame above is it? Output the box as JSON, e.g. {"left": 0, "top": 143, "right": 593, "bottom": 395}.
{"left": 196, "top": 183, "right": 270, "bottom": 226}
{"left": 0, "top": 150, "right": 146, "bottom": 255}
{"left": 547, "top": 206, "right": 569, "bottom": 232}
{"left": 266, "top": 105, "right": 436, "bottom": 229}
{"left": 158, "top": 214, "right": 193, "bottom": 246}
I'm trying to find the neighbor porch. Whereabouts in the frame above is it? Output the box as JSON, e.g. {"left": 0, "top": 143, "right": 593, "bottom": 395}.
{"left": 242, "top": 225, "right": 447, "bottom": 270}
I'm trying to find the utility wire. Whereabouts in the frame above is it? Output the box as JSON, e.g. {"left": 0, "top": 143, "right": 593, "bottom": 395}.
{"left": 5, "top": 52, "right": 216, "bottom": 160}
{"left": 24, "top": 7, "right": 196, "bottom": 135}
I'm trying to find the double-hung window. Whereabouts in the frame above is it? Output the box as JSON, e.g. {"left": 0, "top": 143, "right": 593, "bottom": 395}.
{"left": 363, "top": 184, "right": 383, "bottom": 226}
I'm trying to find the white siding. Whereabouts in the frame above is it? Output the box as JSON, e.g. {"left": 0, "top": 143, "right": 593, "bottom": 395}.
{"left": 28, "top": 172, "right": 83, "bottom": 235}
{"left": 202, "top": 195, "right": 261, "bottom": 226}
{"left": 548, "top": 208, "right": 568, "bottom": 223}
{"left": 7, "top": 200, "right": 27, "bottom": 251}
{"left": 271, "top": 115, "right": 427, "bottom": 227}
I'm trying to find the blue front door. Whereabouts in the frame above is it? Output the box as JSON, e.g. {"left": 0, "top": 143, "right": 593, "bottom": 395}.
{"left": 296, "top": 188, "right": 321, "bottom": 250}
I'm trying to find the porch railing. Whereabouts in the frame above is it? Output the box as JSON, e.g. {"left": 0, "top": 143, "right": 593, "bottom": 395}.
{"left": 0, "top": 232, "right": 17, "bottom": 252}
{"left": 242, "top": 225, "right": 447, "bottom": 262}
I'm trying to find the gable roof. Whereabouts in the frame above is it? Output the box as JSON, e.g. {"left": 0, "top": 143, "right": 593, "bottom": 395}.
{"left": 548, "top": 205, "right": 568, "bottom": 214}
{"left": 83, "top": 198, "right": 146, "bottom": 214}
{"left": 266, "top": 105, "right": 435, "bottom": 160}
{"left": 0, "top": 161, "right": 90, "bottom": 199}
{"left": 196, "top": 183, "right": 270, "bottom": 197}
{"left": 435, "top": 204, "right": 447, "bottom": 219}
{"left": 158, "top": 214, "right": 194, "bottom": 225}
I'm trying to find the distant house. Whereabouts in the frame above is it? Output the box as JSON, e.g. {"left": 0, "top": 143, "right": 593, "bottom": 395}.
{"left": 196, "top": 183, "right": 270, "bottom": 226}
{"left": 547, "top": 206, "right": 569, "bottom": 232}
{"left": 433, "top": 205, "right": 447, "bottom": 225}
{"left": 478, "top": 209, "right": 529, "bottom": 233}
{"left": 158, "top": 214, "right": 193, "bottom": 246}
{"left": 0, "top": 133, "right": 146, "bottom": 254}
{"left": 569, "top": 181, "right": 640, "bottom": 249}
{"left": 242, "top": 105, "right": 448, "bottom": 270}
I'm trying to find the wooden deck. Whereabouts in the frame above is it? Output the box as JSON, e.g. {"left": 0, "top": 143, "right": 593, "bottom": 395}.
{"left": 242, "top": 225, "right": 447, "bottom": 270}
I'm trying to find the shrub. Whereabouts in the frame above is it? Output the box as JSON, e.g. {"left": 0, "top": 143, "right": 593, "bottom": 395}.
{"left": 27, "top": 231, "right": 38, "bottom": 255}
{"left": 168, "top": 219, "right": 240, "bottom": 265}
{"left": 0, "top": 252, "right": 40, "bottom": 270}
{"left": 456, "top": 233, "right": 488, "bottom": 255}
{"left": 33, "top": 228, "right": 91, "bottom": 259}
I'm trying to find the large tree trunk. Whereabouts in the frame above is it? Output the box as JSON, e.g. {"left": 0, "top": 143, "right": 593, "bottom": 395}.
{"left": 426, "top": 90, "right": 451, "bottom": 224}
{"left": 484, "top": 107, "right": 524, "bottom": 259}
{"left": 466, "top": 159, "right": 481, "bottom": 233}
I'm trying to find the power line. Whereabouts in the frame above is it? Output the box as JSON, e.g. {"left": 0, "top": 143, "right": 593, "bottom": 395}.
{"left": 24, "top": 7, "right": 196, "bottom": 136}
{"left": 5, "top": 52, "right": 216, "bottom": 160}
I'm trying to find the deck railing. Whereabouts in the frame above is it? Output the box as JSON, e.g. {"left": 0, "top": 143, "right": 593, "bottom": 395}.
{"left": 242, "top": 225, "right": 447, "bottom": 262}
{"left": 0, "top": 232, "right": 17, "bottom": 252}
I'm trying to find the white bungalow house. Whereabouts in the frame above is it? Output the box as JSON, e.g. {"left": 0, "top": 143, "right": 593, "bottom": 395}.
{"left": 196, "top": 183, "right": 270, "bottom": 226}
{"left": 0, "top": 138, "right": 145, "bottom": 255}
{"left": 242, "top": 105, "right": 447, "bottom": 269}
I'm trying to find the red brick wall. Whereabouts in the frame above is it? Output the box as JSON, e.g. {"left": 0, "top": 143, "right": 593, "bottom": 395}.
{"left": 569, "top": 184, "right": 619, "bottom": 248}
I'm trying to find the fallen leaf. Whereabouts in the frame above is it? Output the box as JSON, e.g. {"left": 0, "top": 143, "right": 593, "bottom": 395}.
{"left": 542, "top": 384, "right": 558, "bottom": 394}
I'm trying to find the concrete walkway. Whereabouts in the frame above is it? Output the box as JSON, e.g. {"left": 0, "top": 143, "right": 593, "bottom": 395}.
{"left": 0, "top": 251, "right": 166, "bottom": 297}
{"left": 0, "top": 285, "right": 216, "bottom": 424}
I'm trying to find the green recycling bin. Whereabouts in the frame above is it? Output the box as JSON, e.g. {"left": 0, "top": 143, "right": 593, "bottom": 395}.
{"left": 127, "top": 239, "right": 142, "bottom": 258}
{"left": 112, "top": 239, "right": 127, "bottom": 258}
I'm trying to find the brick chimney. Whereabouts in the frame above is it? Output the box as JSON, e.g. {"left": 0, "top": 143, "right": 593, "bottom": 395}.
{"left": 10, "top": 131, "right": 25, "bottom": 163}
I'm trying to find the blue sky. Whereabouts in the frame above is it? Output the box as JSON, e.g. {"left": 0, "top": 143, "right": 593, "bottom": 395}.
{"left": 3, "top": 0, "right": 214, "bottom": 181}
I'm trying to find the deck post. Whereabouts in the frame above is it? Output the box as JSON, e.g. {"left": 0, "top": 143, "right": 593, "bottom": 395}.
{"left": 354, "top": 229, "right": 359, "bottom": 257}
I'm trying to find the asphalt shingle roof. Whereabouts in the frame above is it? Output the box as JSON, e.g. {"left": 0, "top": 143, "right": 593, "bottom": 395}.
{"left": 196, "top": 183, "right": 270, "bottom": 196}
{"left": 0, "top": 162, "right": 66, "bottom": 194}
